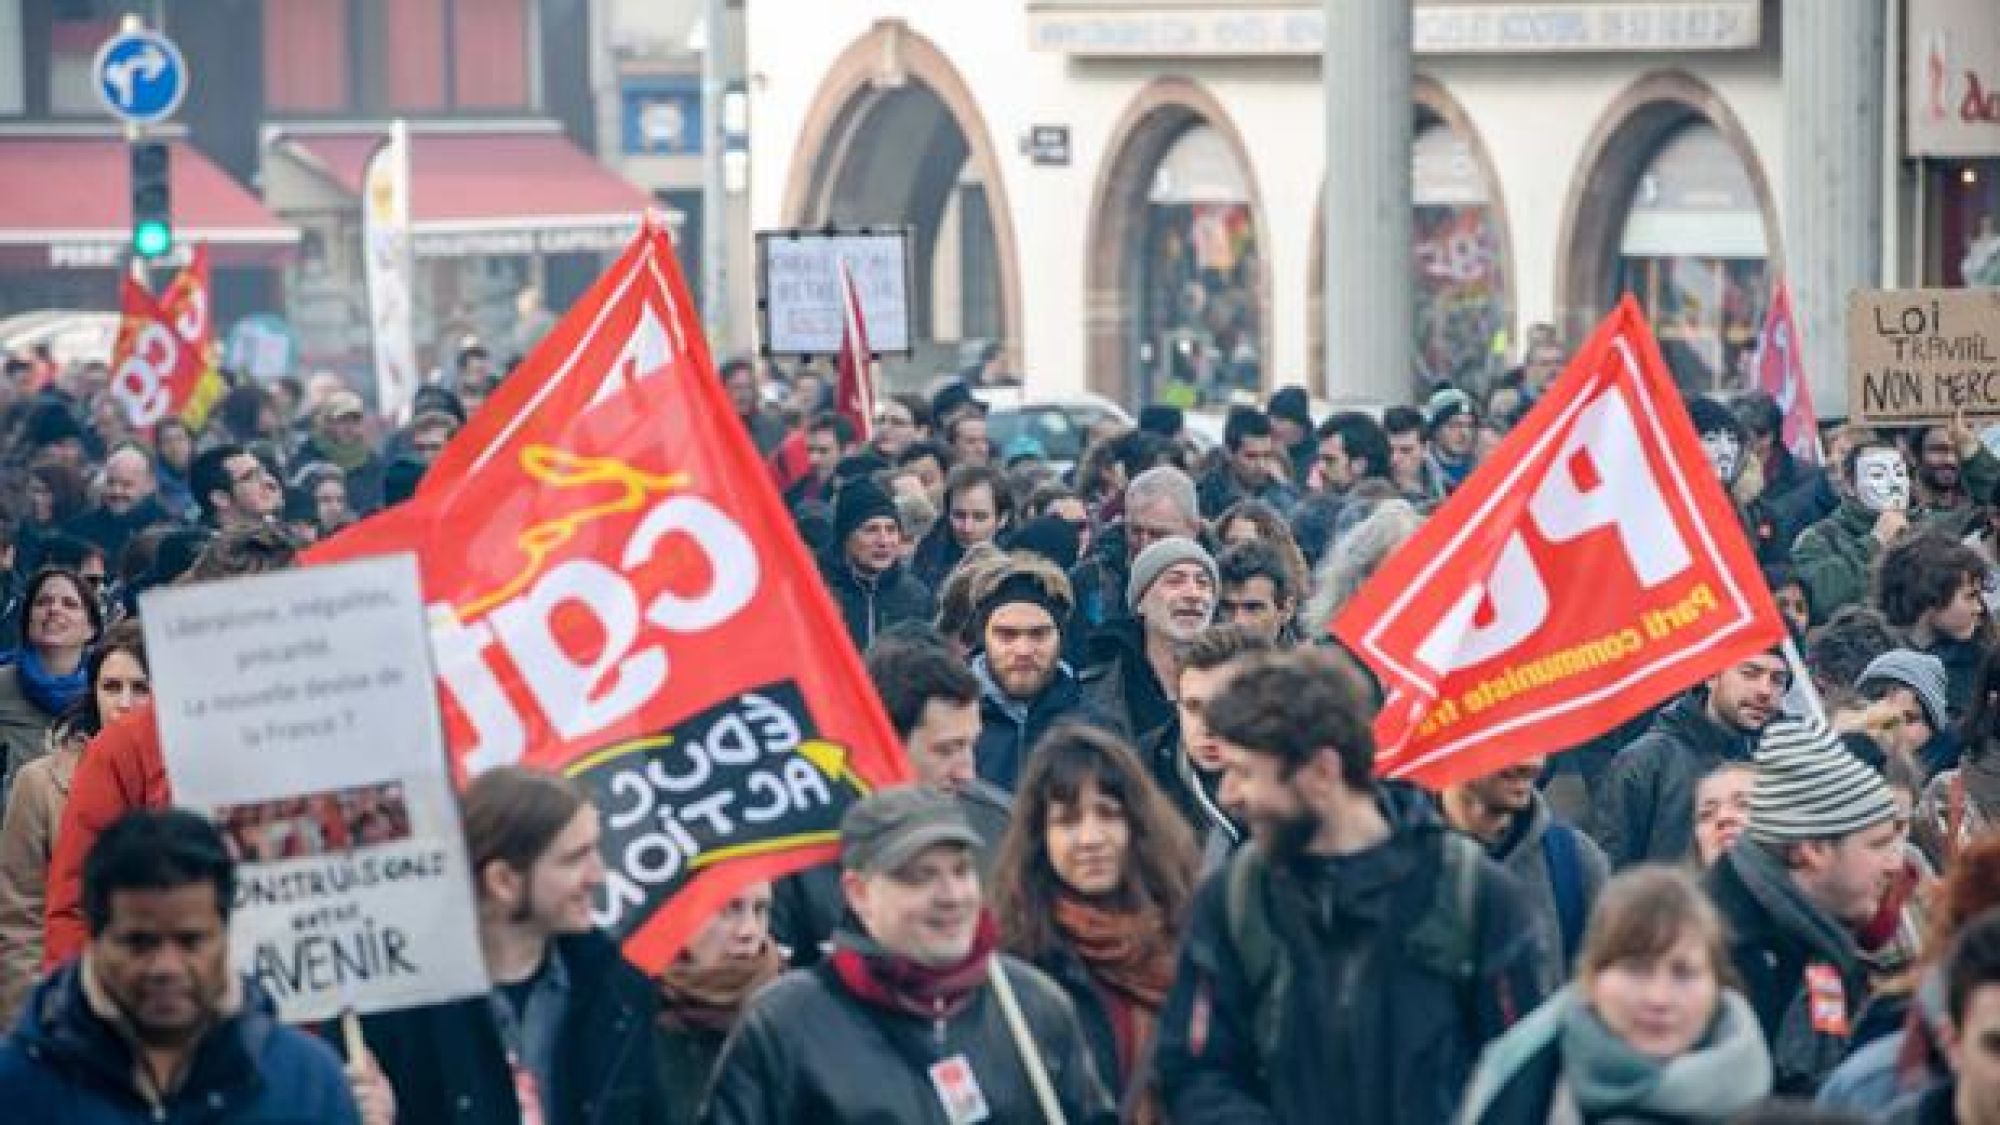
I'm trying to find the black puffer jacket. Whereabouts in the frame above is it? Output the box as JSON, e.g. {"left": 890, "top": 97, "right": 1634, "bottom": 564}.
{"left": 1591, "top": 692, "right": 1758, "bottom": 868}
{"left": 1153, "top": 784, "right": 1547, "bottom": 1125}
{"left": 1079, "top": 618, "right": 1172, "bottom": 746}
{"left": 353, "top": 930, "right": 668, "bottom": 1125}
{"left": 816, "top": 551, "right": 933, "bottom": 654}
{"left": 701, "top": 954, "right": 1115, "bottom": 1124}
{"left": 971, "top": 657, "right": 1105, "bottom": 791}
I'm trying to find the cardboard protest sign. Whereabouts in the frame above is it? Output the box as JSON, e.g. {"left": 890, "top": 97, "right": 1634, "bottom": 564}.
{"left": 308, "top": 229, "right": 912, "bottom": 970}
{"left": 142, "top": 555, "right": 487, "bottom": 1023}
{"left": 1848, "top": 288, "right": 2000, "bottom": 424}
{"left": 1331, "top": 296, "right": 1787, "bottom": 789}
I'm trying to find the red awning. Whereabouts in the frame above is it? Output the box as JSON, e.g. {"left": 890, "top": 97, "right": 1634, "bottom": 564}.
{"left": 276, "top": 129, "right": 653, "bottom": 258}
{"left": 0, "top": 136, "right": 299, "bottom": 269}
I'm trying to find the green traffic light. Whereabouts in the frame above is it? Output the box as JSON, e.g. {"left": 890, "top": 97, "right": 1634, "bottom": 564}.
{"left": 133, "top": 219, "right": 172, "bottom": 260}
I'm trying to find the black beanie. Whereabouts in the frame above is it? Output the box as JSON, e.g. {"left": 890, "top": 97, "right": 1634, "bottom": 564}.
{"left": 832, "top": 478, "right": 899, "bottom": 546}
{"left": 1138, "top": 405, "right": 1184, "bottom": 438}
{"left": 1005, "top": 515, "right": 1082, "bottom": 571}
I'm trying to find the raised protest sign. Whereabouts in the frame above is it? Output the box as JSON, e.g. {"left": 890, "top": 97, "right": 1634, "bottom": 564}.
{"left": 1331, "top": 296, "right": 1787, "bottom": 789}
{"left": 757, "top": 227, "right": 912, "bottom": 357}
{"left": 142, "top": 554, "right": 486, "bottom": 1023}
{"left": 1848, "top": 288, "right": 2000, "bottom": 424}
{"left": 310, "top": 224, "right": 912, "bottom": 970}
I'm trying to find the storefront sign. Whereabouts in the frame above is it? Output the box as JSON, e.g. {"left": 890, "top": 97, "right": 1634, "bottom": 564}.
{"left": 757, "top": 228, "right": 913, "bottom": 357}
{"left": 1026, "top": 2, "right": 1759, "bottom": 57}
{"left": 47, "top": 240, "right": 194, "bottom": 269}
{"left": 1908, "top": 0, "right": 2000, "bottom": 157}
{"left": 1848, "top": 289, "right": 2000, "bottom": 424}
{"left": 412, "top": 221, "right": 641, "bottom": 260}
{"left": 1026, "top": 125, "right": 1072, "bottom": 166}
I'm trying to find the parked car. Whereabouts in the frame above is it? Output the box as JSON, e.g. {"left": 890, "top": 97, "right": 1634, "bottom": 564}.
{"left": 973, "top": 388, "right": 1133, "bottom": 474}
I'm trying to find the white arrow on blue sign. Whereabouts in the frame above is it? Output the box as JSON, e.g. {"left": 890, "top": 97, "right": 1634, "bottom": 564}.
{"left": 93, "top": 30, "right": 188, "bottom": 125}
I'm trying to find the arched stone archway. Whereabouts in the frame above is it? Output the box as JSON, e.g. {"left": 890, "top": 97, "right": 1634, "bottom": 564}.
{"left": 1084, "top": 78, "right": 1271, "bottom": 407}
{"left": 1554, "top": 70, "right": 1781, "bottom": 372}
{"left": 782, "top": 20, "right": 1024, "bottom": 377}
{"left": 1306, "top": 76, "right": 1516, "bottom": 397}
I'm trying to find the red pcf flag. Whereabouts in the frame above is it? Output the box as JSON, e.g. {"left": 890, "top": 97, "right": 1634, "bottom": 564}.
{"left": 1754, "top": 281, "right": 1821, "bottom": 467}
{"left": 1330, "top": 297, "right": 1786, "bottom": 790}
{"left": 834, "top": 260, "right": 876, "bottom": 441}
{"left": 421, "top": 216, "right": 682, "bottom": 498}
{"left": 109, "top": 265, "right": 209, "bottom": 429}
{"left": 309, "top": 252, "right": 910, "bottom": 970}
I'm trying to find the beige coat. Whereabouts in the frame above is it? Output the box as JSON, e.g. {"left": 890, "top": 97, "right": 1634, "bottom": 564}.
{"left": 0, "top": 741, "right": 78, "bottom": 1029}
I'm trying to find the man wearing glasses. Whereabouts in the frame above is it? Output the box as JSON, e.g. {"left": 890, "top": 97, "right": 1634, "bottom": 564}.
{"left": 189, "top": 444, "right": 283, "bottom": 530}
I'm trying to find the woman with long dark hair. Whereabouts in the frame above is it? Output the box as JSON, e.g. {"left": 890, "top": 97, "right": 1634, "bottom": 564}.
{"left": 989, "top": 724, "right": 1198, "bottom": 1122}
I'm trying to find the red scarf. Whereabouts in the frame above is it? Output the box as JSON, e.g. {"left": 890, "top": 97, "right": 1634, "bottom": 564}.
{"left": 657, "top": 941, "right": 786, "bottom": 1034}
{"left": 1053, "top": 896, "right": 1177, "bottom": 1089}
{"left": 830, "top": 913, "right": 1000, "bottom": 1021}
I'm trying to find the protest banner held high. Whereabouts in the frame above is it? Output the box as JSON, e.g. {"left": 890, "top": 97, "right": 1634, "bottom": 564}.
{"left": 418, "top": 215, "right": 681, "bottom": 498}
{"left": 1331, "top": 296, "right": 1788, "bottom": 790}
{"left": 1753, "top": 280, "right": 1820, "bottom": 466}
{"left": 108, "top": 247, "right": 223, "bottom": 430}
{"left": 308, "top": 225, "right": 911, "bottom": 971}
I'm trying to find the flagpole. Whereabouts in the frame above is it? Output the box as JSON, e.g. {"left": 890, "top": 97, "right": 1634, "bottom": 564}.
{"left": 1781, "top": 636, "right": 1826, "bottom": 726}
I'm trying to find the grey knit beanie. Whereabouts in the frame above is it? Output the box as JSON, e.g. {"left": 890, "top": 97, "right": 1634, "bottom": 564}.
{"left": 1856, "top": 649, "right": 1951, "bottom": 734}
{"left": 1126, "top": 536, "right": 1218, "bottom": 614}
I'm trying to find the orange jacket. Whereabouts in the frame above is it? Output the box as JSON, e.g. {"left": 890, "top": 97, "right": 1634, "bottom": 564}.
{"left": 41, "top": 702, "right": 170, "bottom": 969}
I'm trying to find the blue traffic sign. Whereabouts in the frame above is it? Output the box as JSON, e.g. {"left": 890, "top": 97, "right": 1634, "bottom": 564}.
{"left": 92, "top": 30, "right": 188, "bottom": 125}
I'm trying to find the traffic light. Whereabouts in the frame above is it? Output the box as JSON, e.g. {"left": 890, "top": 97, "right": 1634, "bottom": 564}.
{"left": 130, "top": 140, "right": 172, "bottom": 260}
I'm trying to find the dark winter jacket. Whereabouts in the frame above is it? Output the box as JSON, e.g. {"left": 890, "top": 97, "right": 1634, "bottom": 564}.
{"left": 0, "top": 964, "right": 359, "bottom": 1124}
{"left": 1758, "top": 446, "right": 1834, "bottom": 559}
{"left": 816, "top": 551, "right": 933, "bottom": 654}
{"left": 1592, "top": 692, "right": 1758, "bottom": 868}
{"left": 1153, "top": 784, "right": 1547, "bottom": 1125}
{"left": 655, "top": 1022, "right": 727, "bottom": 1125}
{"left": 908, "top": 525, "right": 970, "bottom": 595}
{"left": 1079, "top": 617, "right": 1172, "bottom": 747}
{"left": 1066, "top": 524, "right": 1131, "bottom": 664}
{"left": 1476, "top": 791, "right": 1610, "bottom": 996}
{"left": 1882, "top": 1081, "right": 1958, "bottom": 1125}
{"left": 64, "top": 496, "right": 173, "bottom": 563}
{"left": 1792, "top": 500, "right": 1884, "bottom": 627}
{"left": 1924, "top": 635, "right": 1987, "bottom": 720}
{"left": 1027, "top": 941, "right": 1135, "bottom": 1111}
{"left": 352, "top": 929, "right": 669, "bottom": 1125}
{"left": 700, "top": 953, "right": 1115, "bottom": 1125}
{"left": 1196, "top": 465, "right": 1297, "bottom": 522}
{"left": 971, "top": 655, "right": 1097, "bottom": 791}
{"left": 769, "top": 784, "right": 1011, "bottom": 966}
{"left": 1706, "top": 843, "right": 1872, "bottom": 1097}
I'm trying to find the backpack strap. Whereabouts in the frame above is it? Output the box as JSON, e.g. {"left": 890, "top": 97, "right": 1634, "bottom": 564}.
{"left": 1541, "top": 825, "right": 1585, "bottom": 965}
{"left": 1223, "top": 844, "right": 1286, "bottom": 1068}
{"left": 1405, "top": 832, "right": 1482, "bottom": 983}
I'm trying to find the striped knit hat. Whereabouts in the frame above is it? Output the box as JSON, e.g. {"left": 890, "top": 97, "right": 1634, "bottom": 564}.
{"left": 1748, "top": 717, "right": 1898, "bottom": 845}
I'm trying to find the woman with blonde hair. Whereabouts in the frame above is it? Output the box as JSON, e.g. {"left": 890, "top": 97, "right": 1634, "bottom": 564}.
{"left": 1458, "top": 865, "right": 1772, "bottom": 1124}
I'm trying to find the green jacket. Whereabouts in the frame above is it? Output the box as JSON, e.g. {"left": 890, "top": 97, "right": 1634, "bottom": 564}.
{"left": 1791, "top": 500, "right": 1882, "bottom": 625}
{"left": 1913, "top": 445, "right": 2000, "bottom": 536}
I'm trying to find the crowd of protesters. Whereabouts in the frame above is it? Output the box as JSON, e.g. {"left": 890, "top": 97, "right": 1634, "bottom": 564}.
{"left": 4, "top": 328, "right": 2000, "bottom": 1125}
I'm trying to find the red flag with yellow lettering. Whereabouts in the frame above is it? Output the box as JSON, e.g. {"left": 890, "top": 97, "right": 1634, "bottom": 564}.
{"left": 307, "top": 233, "right": 910, "bottom": 970}
{"left": 1330, "top": 297, "right": 1786, "bottom": 790}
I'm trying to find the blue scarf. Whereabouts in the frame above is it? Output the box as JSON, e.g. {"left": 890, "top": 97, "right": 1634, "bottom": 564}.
{"left": 15, "top": 646, "right": 88, "bottom": 718}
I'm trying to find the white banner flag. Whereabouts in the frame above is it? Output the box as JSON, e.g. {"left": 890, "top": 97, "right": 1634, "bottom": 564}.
{"left": 363, "top": 121, "right": 418, "bottom": 422}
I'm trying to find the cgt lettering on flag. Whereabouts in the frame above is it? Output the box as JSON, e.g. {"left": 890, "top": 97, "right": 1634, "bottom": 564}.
{"left": 1334, "top": 297, "right": 1786, "bottom": 789}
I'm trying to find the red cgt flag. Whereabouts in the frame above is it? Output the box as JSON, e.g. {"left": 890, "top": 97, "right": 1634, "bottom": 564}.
{"left": 1754, "top": 280, "right": 1821, "bottom": 467}
{"left": 421, "top": 216, "right": 683, "bottom": 498}
{"left": 309, "top": 243, "right": 911, "bottom": 970}
{"left": 834, "top": 259, "right": 876, "bottom": 441}
{"left": 1330, "top": 297, "right": 1786, "bottom": 790}
{"left": 155, "top": 246, "right": 227, "bottom": 429}
{"left": 108, "top": 256, "right": 211, "bottom": 430}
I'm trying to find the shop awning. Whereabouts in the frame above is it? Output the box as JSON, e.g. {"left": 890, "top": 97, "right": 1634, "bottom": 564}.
{"left": 0, "top": 137, "right": 300, "bottom": 270}
{"left": 274, "top": 129, "right": 653, "bottom": 259}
